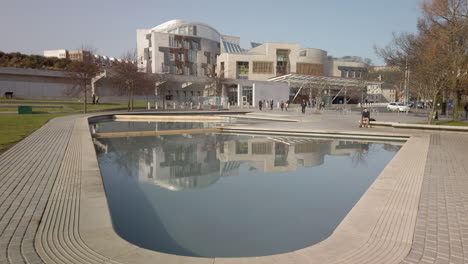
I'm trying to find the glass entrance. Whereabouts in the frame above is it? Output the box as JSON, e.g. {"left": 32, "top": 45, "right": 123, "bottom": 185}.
{"left": 242, "top": 86, "right": 253, "bottom": 106}
{"left": 227, "top": 85, "right": 238, "bottom": 106}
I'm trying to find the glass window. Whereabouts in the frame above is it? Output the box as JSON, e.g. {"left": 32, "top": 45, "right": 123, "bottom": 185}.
{"left": 227, "top": 86, "right": 238, "bottom": 105}
{"left": 184, "top": 39, "right": 190, "bottom": 49}
{"left": 252, "top": 61, "right": 273, "bottom": 74}
{"left": 252, "top": 143, "right": 273, "bottom": 155}
{"left": 169, "top": 36, "right": 178, "bottom": 48}
{"left": 296, "top": 63, "right": 323, "bottom": 75}
{"left": 235, "top": 142, "right": 249, "bottom": 154}
{"left": 242, "top": 86, "right": 253, "bottom": 106}
{"left": 192, "top": 64, "right": 197, "bottom": 75}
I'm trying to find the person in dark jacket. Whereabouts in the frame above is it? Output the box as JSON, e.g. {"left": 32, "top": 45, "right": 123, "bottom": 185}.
{"left": 464, "top": 102, "right": 468, "bottom": 120}
{"left": 301, "top": 99, "right": 307, "bottom": 114}
{"left": 259, "top": 100, "right": 263, "bottom": 110}
{"left": 360, "top": 108, "right": 371, "bottom": 128}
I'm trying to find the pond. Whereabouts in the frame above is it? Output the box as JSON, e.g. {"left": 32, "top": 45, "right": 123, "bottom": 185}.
{"left": 93, "top": 127, "right": 401, "bottom": 258}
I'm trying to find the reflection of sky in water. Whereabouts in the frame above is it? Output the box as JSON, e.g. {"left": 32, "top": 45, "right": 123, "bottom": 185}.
{"left": 90, "top": 119, "right": 271, "bottom": 133}
{"left": 94, "top": 132, "right": 401, "bottom": 258}
{"left": 91, "top": 121, "right": 222, "bottom": 133}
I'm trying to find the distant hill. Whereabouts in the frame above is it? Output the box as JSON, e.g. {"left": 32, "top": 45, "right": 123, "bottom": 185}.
{"left": 0, "top": 51, "right": 71, "bottom": 71}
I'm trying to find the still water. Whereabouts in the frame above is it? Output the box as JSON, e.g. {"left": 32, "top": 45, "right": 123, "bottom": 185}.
{"left": 93, "top": 132, "right": 400, "bottom": 258}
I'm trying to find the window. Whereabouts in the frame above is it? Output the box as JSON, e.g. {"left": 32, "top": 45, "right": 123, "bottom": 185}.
{"left": 299, "top": 50, "right": 307, "bottom": 56}
{"left": 252, "top": 143, "right": 272, "bottom": 155}
{"left": 235, "top": 142, "right": 249, "bottom": 154}
{"left": 168, "top": 52, "right": 174, "bottom": 61}
{"left": 183, "top": 39, "right": 190, "bottom": 49}
{"left": 192, "top": 41, "right": 199, "bottom": 50}
{"left": 252, "top": 61, "right": 273, "bottom": 73}
{"left": 296, "top": 63, "right": 323, "bottom": 75}
{"left": 227, "top": 86, "right": 238, "bottom": 105}
{"left": 276, "top": 49, "right": 289, "bottom": 61}
{"left": 237, "top": 61, "right": 249, "bottom": 74}
{"left": 169, "top": 36, "right": 178, "bottom": 47}
{"left": 188, "top": 50, "right": 197, "bottom": 62}
{"left": 191, "top": 64, "right": 197, "bottom": 75}
{"left": 242, "top": 86, "right": 253, "bottom": 106}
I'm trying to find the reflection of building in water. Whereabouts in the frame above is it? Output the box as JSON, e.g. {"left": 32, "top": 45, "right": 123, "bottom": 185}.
{"left": 130, "top": 134, "right": 370, "bottom": 190}
{"left": 137, "top": 134, "right": 221, "bottom": 190}
{"left": 218, "top": 136, "right": 367, "bottom": 173}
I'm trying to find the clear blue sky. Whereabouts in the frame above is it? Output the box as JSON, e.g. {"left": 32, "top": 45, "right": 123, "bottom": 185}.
{"left": 0, "top": 0, "right": 421, "bottom": 65}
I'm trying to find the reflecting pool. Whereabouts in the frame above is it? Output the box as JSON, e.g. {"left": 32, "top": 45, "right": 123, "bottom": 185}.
{"left": 93, "top": 132, "right": 401, "bottom": 258}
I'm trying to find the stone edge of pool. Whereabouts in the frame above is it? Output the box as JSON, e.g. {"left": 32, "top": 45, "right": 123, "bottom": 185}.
{"left": 63, "top": 114, "right": 429, "bottom": 264}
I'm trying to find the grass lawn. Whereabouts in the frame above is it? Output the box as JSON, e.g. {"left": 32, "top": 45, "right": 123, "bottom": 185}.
{"left": 430, "top": 120, "right": 468, "bottom": 126}
{"left": 66, "top": 102, "right": 147, "bottom": 111}
{"left": 417, "top": 120, "right": 468, "bottom": 126}
{"left": 0, "top": 113, "right": 72, "bottom": 152}
{"left": 0, "top": 102, "right": 148, "bottom": 113}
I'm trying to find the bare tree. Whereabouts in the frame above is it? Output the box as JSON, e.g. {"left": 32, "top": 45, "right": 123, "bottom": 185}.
{"left": 205, "top": 67, "right": 225, "bottom": 97}
{"left": 414, "top": 33, "right": 451, "bottom": 123}
{"left": 65, "top": 46, "right": 101, "bottom": 113}
{"left": 111, "top": 50, "right": 153, "bottom": 111}
{"left": 420, "top": 0, "right": 468, "bottom": 120}
{"left": 376, "top": 0, "right": 467, "bottom": 123}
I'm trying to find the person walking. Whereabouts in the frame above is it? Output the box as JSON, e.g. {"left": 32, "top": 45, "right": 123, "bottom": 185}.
{"left": 320, "top": 101, "right": 325, "bottom": 110}
{"left": 270, "top": 100, "right": 274, "bottom": 110}
{"left": 301, "top": 99, "right": 307, "bottom": 114}
{"left": 285, "top": 100, "right": 289, "bottom": 111}
{"left": 259, "top": 100, "right": 263, "bottom": 111}
{"left": 280, "top": 101, "right": 284, "bottom": 111}
{"left": 464, "top": 102, "right": 468, "bottom": 120}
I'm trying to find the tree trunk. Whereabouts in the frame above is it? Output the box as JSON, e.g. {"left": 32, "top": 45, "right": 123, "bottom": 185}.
{"left": 428, "top": 94, "right": 438, "bottom": 124}
{"left": 130, "top": 89, "right": 134, "bottom": 111}
{"left": 131, "top": 89, "right": 135, "bottom": 111}
{"left": 453, "top": 90, "right": 461, "bottom": 121}
{"left": 127, "top": 90, "right": 131, "bottom": 112}
{"left": 83, "top": 81, "right": 87, "bottom": 114}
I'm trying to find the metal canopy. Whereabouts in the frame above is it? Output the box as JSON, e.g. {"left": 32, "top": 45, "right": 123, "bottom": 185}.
{"left": 268, "top": 73, "right": 382, "bottom": 88}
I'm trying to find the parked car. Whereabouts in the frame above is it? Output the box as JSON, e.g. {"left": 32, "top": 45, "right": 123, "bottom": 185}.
{"left": 397, "top": 103, "right": 411, "bottom": 112}
{"left": 387, "top": 102, "right": 410, "bottom": 112}
{"left": 387, "top": 102, "right": 398, "bottom": 111}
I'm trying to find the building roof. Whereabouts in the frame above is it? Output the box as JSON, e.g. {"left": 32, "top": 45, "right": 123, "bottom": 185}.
{"left": 150, "top": 20, "right": 222, "bottom": 36}
{"left": 269, "top": 73, "right": 383, "bottom": 87}
{"left": 221, "top": 40, "right": 247, "bottom": 53}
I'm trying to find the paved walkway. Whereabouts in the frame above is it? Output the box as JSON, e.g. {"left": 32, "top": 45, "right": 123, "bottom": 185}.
{"left": 0, "top": 116, "right": 75, "bottom": 264}
{"left": 0, "top": 110, "right": 466, "bottom": 263}
{"left": 402, "top": 133, "right": 468, "bottom": 264}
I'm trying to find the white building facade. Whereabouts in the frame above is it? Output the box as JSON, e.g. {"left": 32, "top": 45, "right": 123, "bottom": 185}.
{"left": 137, "top": 20, "right": 243, "bottom": 77}
{"left": 217, "top": 43, "right": 369, "bottom": 81}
